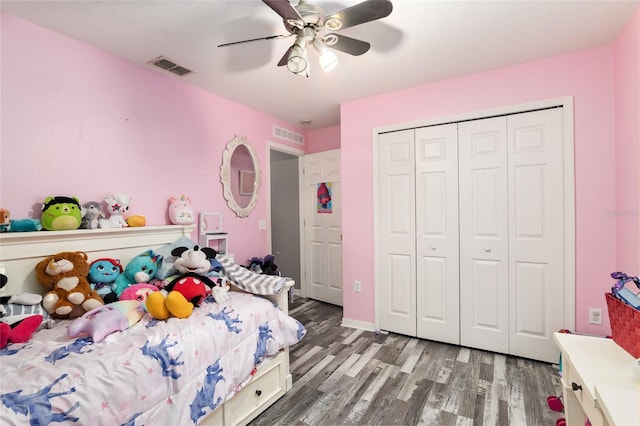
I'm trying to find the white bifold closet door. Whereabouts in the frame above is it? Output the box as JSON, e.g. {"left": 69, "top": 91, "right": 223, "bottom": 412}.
{"left": 378, "top": 108, "right": 565, "bottom": 363}
{"left": 415, "top": 124, "right": 460, "bottom": 344}
{"left": 378, "top": 124, "right": 460, "bottom": 343}
{"left": 459, "top": 108, "right": 565, "bottom": 362}
{"left": 378, "top": 129, "right": 417, "bottom": 336}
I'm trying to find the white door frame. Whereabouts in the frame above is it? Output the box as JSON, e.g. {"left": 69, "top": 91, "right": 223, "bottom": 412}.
{"left": 372, "top": 96, "right": 576, "bottom": 334}
{"left": 266, "top": 141, "right": 305, "bottom": 296}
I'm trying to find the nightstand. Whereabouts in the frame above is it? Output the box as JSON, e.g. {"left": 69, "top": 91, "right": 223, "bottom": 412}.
{"left": 553, "top": 332, "right": 639, "bottom": 426}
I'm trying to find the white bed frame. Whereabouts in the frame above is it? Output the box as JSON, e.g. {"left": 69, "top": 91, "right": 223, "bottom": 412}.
{"left": 0, "top": 225, "right": 293, "bottom": 426}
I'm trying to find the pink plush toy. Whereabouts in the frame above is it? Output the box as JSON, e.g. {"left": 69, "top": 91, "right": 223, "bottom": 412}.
{"left": 168, "top": 195, "right": 195, "bottom": 225}
{"left": 119, "top": 283, "right": 158, "bottom": 303}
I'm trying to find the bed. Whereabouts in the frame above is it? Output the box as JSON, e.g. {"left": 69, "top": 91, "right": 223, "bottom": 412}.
{"left": 0, "top": 225, "right": 305, "bottom": 425}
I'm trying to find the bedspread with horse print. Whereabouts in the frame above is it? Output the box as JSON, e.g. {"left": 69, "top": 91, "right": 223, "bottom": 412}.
{"left": 0, "top": 292, "right": 305, "bottom": 425}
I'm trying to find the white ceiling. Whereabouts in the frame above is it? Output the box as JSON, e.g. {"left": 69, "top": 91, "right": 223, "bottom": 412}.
{"left": 2, "top": 0, "right": 638, "bottom": 129}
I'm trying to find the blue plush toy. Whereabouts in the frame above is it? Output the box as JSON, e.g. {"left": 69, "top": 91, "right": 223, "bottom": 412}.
{"left": 88, "top": 258, "right": 123, "bottom": 304}
{"left": 113, "top": 250, "right": 163, "bottom": 298}
{"left": 0, "top": 209, "right": 42, "bottom": 232}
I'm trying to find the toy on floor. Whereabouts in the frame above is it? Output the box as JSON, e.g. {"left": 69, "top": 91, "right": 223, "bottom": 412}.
{"left": 146, "top": 245, "right": 219, "bottom": 320}
{"left": 67, "top": 300, "right": 145, "bottom": 343}
{"left": 35, "top": 251, "right": 105, "bottom": 319}
{"left": 40, "top": 196, "right": 83, "bottom": 231}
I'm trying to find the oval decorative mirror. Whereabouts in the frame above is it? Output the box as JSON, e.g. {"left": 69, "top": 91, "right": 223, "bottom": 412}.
{"left": 220, "top": 135, "right": 261, "bottom": 218}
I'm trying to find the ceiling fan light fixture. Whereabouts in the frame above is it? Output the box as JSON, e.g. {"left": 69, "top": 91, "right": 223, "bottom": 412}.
{"left": 314, "top": 39, "right": 339, "bottom": 72}
{"left": 325, "top": 17, "right": 342, "bottom": 31}
{"left": 287, "top": 44, "right": 309, "bottom": 75}
{"left": 319, "top": 50, "right": 338, "bottom": 72}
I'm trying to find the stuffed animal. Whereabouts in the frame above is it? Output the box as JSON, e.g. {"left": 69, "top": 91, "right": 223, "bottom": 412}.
{"left": 126, "top": 215, "right": 146, "bottom": 227}
{"left": 247, "top": 257, "right": 263, "bottom": 274}
{"left": 80, "top": 201, "right": 105, "bottom": 229}
{"left": 101, "top": 194, "right": 130, "bottom": 228}
{"left": 168, "top": 195, "right": 195, "bottom": 225}
{"left": 0, "top": 208, "right": 9, "bottom": 230}
{"left": 88, "top": 258, "right": 123, "bottom": 304}
{"left": 67, "top": 300, "right": 146, "bottom": 343}
{"left": 119, "top": 283, "right": 158, "bottom": 303}
{"left": 7, "top": 218, "right": 42, "bottom": 232}
{"left": 146, "top": 246, "right": 218, "bottom": 320}
{"left": 113, "top": 250, "right": 163, "bottom": 298}
{"left": 0, "top": 208, "right": 42, "bottom": 233}
{"left": 41, "top": 196, "right": 83, "bottom": 231}
{"left": 262, "top": 254, "right": 279, "bottom": 275}
{"left": 0, "top": 273, "right": 50, "bottom": 348}
{"left": 35, "top": 251, "right": 104, "bottom": 319}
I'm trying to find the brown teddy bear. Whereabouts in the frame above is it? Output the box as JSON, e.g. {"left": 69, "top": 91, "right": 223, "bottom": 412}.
{"left": 35, "top": 251, "right": 104, "bottom": 319}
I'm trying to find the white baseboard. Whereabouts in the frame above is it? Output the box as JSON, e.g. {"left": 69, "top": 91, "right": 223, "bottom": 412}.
{"left": 341, "top": 317, "right": 376, "bottom": 332}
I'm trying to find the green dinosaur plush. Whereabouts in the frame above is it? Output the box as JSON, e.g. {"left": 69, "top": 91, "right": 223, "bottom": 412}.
{"left": 41, "top": 196, "right": 82, "bottom": 231}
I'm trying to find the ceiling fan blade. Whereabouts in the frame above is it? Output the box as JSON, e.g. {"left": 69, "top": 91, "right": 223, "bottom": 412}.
{"left": 324, "top": 33, "right": 370, "bottom": 56}
{"left": 277, "top": 45, "right": 294, "bottom": 66}
{"left": 262, "top": 0, "right": 304, "bottom": 27}
{"left": 325, "top": 0, "right": 393, "bottom": 31}
{"left": 217, "top": 34, "right": 291, "bottom": 48}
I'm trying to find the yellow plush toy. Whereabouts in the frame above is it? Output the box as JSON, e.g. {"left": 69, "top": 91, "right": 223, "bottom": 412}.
{"left": 145, "top": 246, "right": 218, "bottom": 320}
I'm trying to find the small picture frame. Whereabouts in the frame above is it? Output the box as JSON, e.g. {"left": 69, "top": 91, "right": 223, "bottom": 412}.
{"left": 239, "top": 170, "right": 255, "bottom": 195}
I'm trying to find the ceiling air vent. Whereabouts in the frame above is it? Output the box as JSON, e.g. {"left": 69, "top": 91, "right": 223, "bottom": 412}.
{"left": 273, "top": 125, "right": 304, "bottom": 144}
{"left": 148, "top": 56, "right": 194, "bottom": 77}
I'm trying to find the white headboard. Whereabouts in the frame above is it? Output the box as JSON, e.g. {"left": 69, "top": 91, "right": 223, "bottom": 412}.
{"left": 0, "top": 225, "right": 195, "bottom": 296}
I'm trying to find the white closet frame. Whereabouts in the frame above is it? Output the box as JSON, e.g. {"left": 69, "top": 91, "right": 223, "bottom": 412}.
{"left": 372, "top": 97, "right": 576, "bottom": 335}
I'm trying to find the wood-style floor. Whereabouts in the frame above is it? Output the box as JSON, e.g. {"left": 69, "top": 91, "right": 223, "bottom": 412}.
{"left": 251, "top": 297, "right": 564, "bottom": 426}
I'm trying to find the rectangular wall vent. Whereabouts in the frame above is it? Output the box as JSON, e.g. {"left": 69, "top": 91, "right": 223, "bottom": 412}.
{"left": 148, "top": 56, "right": 194, "bottom": 77}
{"left": 273, "top": 125, "right": 304, "bottom": 144}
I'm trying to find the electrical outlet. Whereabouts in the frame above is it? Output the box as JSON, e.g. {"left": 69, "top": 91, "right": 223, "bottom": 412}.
{"left": 588, "top": 307, "right": 602, "bottom": 325}
{"left": 353, "top": 280, "right": 362, "bottom": 293}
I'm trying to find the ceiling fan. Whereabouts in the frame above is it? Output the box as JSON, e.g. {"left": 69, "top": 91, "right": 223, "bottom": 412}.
{"left": 218, "top": 0, "right": 393, "bottom": 76}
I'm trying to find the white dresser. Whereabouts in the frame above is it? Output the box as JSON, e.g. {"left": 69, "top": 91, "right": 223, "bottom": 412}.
{"left": 553, "top": 333, "right": 640, "bottom": 426}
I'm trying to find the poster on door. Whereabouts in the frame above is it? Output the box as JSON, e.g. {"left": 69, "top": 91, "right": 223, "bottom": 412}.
{"left": 317, "top": 182, "right": 332, "bottom": 214}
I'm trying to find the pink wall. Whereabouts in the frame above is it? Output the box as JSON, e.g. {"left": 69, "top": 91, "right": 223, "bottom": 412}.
{"left": 306, "top": 125, "right": 341, "bottom": 153}
{"left": 614, "top": 8, "right": 640, "bottom": 273}
{"left": 0, "top": 13, "right": 305, "bottom": 265}
{"left": 341, "top": 45, "right": 627, "bottom": 335}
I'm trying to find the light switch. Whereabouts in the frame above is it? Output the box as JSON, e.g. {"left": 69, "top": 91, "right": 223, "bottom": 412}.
{"left": 258, "top": 219, "right": 267, "bottom": 230}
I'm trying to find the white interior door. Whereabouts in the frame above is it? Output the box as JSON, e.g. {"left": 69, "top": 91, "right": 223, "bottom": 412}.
{"left": 378, "top": 129, "right": 416, "bottom": 336}
{"left": 303, "top": 150, "right": 342, "bottom": 306}
{"left": 415, "top": 124, "right": 460, "bottom": 344}
{"left": 458, "top": 117, "right": 510, "bottom": 355}
{"left": 507, "top": 108, "right": 565, "bottom": 363}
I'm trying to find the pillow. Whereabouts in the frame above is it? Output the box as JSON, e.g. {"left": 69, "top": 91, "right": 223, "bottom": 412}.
{"left": 154, "top": 236, "right": 196, "bottom": 279}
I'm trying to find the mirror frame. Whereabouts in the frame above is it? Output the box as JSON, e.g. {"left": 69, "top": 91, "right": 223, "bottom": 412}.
{"left": 220, "top": 135, "right": 261, "bottom": 218}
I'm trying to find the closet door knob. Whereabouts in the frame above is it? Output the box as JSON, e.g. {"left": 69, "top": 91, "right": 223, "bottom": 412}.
{"left": 484, "top": 246, "right": 491, "bottom": 252}
{"left": 255, "top": 389, "right": 262, "bottom": 396}
{"left": 431, "top": 245, "right": 437, "bottom": 250}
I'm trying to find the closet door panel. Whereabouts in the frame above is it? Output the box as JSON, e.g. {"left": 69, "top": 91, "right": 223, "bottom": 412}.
{"left": 508, "top": 108, "right": 564, "bottom": 363}
{"left": 459, "top": 117, "right": 509, "bottom": 354}
{"left": 415, "top": 124, "right": 460, "bottom": 343}
{"left": 378, "top": 129, "right": 417, "bottom": 336}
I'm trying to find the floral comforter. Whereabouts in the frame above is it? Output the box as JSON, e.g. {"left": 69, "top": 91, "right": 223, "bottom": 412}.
{"left": 0, "top": 292, "right": 305, "bottom": 425}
